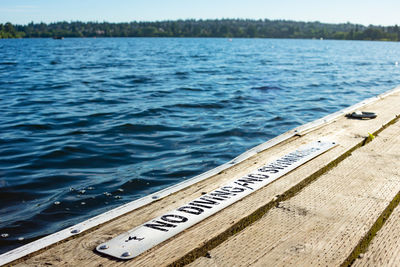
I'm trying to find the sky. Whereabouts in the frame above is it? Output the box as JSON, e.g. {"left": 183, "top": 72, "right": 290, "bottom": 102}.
{"left": 0, "top": 0, "right": 399, "bottom": 26}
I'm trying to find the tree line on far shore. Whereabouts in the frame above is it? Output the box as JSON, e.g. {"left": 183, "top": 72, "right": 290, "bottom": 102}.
{"left": 1, "top": 19, "right": 400, "bottom": 41}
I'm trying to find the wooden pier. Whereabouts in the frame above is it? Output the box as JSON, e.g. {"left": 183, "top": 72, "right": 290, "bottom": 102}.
{"left": 3, "top": 86, "right": 400, "bottom": 266}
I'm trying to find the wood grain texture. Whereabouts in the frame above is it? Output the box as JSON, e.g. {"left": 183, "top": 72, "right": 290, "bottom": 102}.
{"left": 10, "top": 91, "right": 400, "bottom": 266}
{"left": 188, "top": 114, "right": 400, "bottom": 267}
{"left": 353, "top": 194, "right": 400, "bottom": 266}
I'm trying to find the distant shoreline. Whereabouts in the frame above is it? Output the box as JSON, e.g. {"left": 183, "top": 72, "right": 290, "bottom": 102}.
{"left": 1, "top": 19, "right": 399, "bottom": 41}
{"left": 2, "top": 37, "right": 398, "bottom": 43}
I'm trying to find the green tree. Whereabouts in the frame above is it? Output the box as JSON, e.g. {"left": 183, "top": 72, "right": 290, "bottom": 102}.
{"left": 0, "top": 19, "right": 398, "bottom": 41}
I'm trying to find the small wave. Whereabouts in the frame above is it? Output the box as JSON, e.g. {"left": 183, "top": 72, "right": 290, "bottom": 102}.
{"left": 40, "top": 146, "right": 84, "bottom": 160}
{"left": 172, "top": 103, "right": 225, "bottom": 109}
{"left": 87, "top": 112, "right": 114, "bottom": 118}
{"left": 152, "top": 169, "right": 199, "bottom": 179}
{"left": 0, "top": 137, "right": 30, "bottom": 146}
{"left": 269, "top": 116, "right": 284, "bottom": 121}
{"left": 175, "top": 71, "right": 189, "bottom": 76}
{"left": 77, "top": 64, "right": 103, "bottom": 70}
{"left": 190, "top": 54, "right": 208, "bottom": 59}
{"left": 10, "top": 99, "right": 54, "bottom": 107}
{"left": 175, "top": 71, "right": 189, "bottom": 80}
{"left": 131, "top": 76, "right": 153, "bottom": 84}
{"left": 65, "top": 118, "right": 94, "bottom": 128}
{"left": 204, "top": 128, "right": 246, "bottom": 138}
{"left": 313, "top": 70, "right": 329, "bottom": 74}
{"left": 132, "top": 107, "right": 170, "bottom": 118}
{"left": 1, "top": 189, "right": 47, "bottom": 204}
{"left": 260, "top": 59, "right": 273, "bottom": 65}
{"left": 112, "top": 74, "right": 135, "bottom": 80}
{"left": 316, "top": 62, "right": 333, "bottom": 66}
{"left": 227, "top": 77, "right": 249, "bottom": 81}
{"left": 294, "top": 106, "right": 329, "bottom": 113}
{"left": 35, "top": 146, "right": 132, "bottom": 169}
{"left": 193, "top": 69, "right": 219, "bottom": 74}
{"left": 252, "top": 85, "right": 282, "bottom": 91}
{"left": 309, "top": 83, "right": 321, "bottom": 87}
{"left": 88, "top": 98, "right": 123, "bottom": 105}
{"left": 149, "top": 91, "right": 172, "bottom": 98}
{"left": 0, "top": 62, "right": 17, "bottom": 66}
{"left": 50, "top": 83, "right": 70, "bottom": 90}
{"left": 108, "top": 123, "right": 179, "bottom": 134}
{"left": 62, "top": 129, "right": 89, "bottom": 136}
{"left": 354, "top": 62, "right": 372, "bottom": 66}
{"left": 307, "top": 97, "right": 328, "bottom": 102}
{"left": 113, "top": 74, "right": 153, "bottom": 84}
{"left": 11, "top": 123, "right": 54, "bottom": 131}
{"left": 179, "top": 87, "right": 203, "bottom": 92}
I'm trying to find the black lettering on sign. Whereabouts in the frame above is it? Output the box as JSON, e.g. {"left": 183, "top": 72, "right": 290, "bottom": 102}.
{"left": 203, "top": 195, "right": 228, "bottom": 201}
{"left": 258, "top": 165, "right": 279, "bottom": 174}
{"left": 125, "top": 236, "right": 144, "bottom": 242}
{"left": 190, "top": 197, "right": 220, "bottom": 209}
{"left": 285, "top": 154, "right": 301, "bottom": 161}
{"left": 144, "top": 220, "right": 177, "bottom": 232}
{"left": 234, "top": 181, "right": 253, "bottom": 190}
{"left": 210, "top": 190, "right": 235, "bottom": 199}
{"left": 287, "top": 152, "right": 300, "bottom": 158}
{"left": 221, "top": 186, "right": 246, "bottom": 193}
{"left": 178, "top": 206, "right": 204, "bottom": 215}
{"left": 247, "top": 173, "right": 269, "bottom": 180}
{"left": 279, "top": 155, "right": 296, "bottom": 162}
{"left": 237, "top": 176, "right": 263, "bottom": 184}
{"left": 292, "top": 151, "right": 303, "bottom": 156}
{"left": 161, "top": 214, "right": 188, "bottom": 223}
{"left": 269, "top": 162, "right": 285, "bottom": 170}
{"left": 275, "top": 159, "right": 291, "bottom": 167}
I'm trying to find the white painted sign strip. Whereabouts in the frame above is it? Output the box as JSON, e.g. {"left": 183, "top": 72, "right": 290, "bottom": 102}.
{"left": 96, "top": 140, "right": 336, "bottom": 260}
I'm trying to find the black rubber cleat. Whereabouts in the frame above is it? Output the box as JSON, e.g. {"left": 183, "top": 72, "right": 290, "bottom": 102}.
{"left": 346, "top": 111, "right": 377, "bottom": 119}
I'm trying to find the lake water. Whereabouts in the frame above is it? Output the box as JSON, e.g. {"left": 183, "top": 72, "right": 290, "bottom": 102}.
{"left": 1, "top": 38, "right": 400, "bottom": 254}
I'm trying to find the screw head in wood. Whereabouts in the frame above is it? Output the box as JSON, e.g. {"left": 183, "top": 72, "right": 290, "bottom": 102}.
{"left": 121, "top": 252, "right": 131, "bottom": 257}
{"left": 99, "top": 244, "right": 109, "bottom": 250}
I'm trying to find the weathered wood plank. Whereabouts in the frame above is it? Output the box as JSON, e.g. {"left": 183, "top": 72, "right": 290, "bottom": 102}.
{"left": 353, "top": 194, "right": 400, "bottom": 266}
{"left": 189, "top": 116, "right": 400, "bottom": 266}
{"left": 10, "top": 90, "right": 400, "bottom": 266}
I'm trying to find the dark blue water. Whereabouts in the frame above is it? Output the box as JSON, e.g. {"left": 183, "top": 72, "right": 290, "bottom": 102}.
{"left": 0, "top": 38, "right": 399, "bottom": 253}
